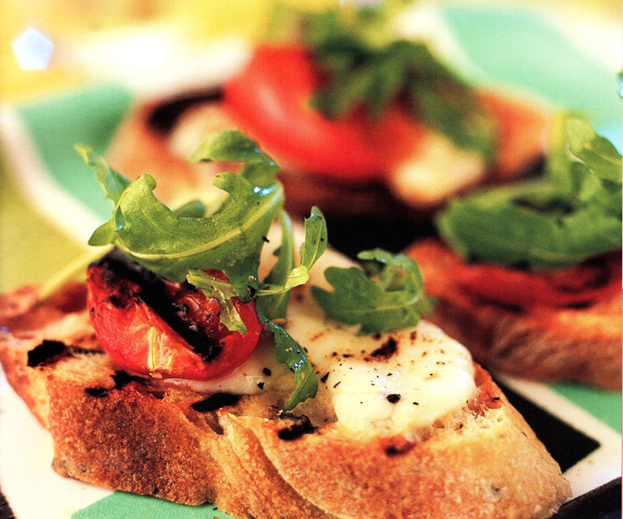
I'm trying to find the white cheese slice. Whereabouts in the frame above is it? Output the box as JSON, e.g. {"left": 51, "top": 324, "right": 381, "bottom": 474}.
{"left": 284, "top": 289, "right": 476, "bottom": 437}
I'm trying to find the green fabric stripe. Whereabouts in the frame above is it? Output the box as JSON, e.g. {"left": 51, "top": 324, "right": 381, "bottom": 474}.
{"left": 15, "top": 83, "right": 134, "bottom": 222}
{"left": 440, "top": 6, "right": 622, "bottom": 139}
{"left": 72, "top": 492, "right": 235, "bottom": 519}
{"left": 550, "top": 382, "right": 622, "bottom": 433}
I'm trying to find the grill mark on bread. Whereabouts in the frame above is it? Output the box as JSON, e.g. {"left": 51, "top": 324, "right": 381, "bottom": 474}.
{"left": 85, "top": 387, "right": 109, "bottom": 398}
{"left": 27, "top": 340, "right": 69, "bottom": 367}
{"left": 380, "top": 436, "right": 415, "bottom": 456}
{"left": 112, "top": 370, "right": 145, "bottom": 389}
{"left": 27, "top": 340, "right": 105, "bottom": 369}
{"left": 277, "top": 416, "right": 316, "bottom": 440}
{"left": 86, "top": 371, "right": 152, "bottom": 399}
{"left": 68, "top": 345, "right": 103, "bottom": 355}
{"left": 192, "top": 393, "right": 242, "bottom": 412}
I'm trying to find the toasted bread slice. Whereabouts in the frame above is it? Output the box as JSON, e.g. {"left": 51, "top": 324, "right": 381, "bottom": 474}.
{"left": 0, "top": 275, "right": 571, "bottom": 518}
{"left": 406, "top": 239, "right": 622, "bottom": 390}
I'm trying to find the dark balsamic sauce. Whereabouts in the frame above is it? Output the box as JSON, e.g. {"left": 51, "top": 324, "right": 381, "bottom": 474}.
{"left": 277, "top": 417, "right": 316, "bottom": 441}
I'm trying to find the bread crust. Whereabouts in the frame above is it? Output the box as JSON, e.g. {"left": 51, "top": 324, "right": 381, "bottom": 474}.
{"left": 406, "top": 239, "right": 622, "bottom": 390}
{"left": 0, "top": 282, "right": 571, "bottom": 518}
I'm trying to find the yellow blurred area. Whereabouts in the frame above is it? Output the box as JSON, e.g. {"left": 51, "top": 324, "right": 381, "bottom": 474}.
{"left": 0, "top": 0, "right": 338, "bottom": 102}
{"left": 1, "top": 0, "right": 619, "bottom": 103}
{"left": 0, "top": 0, "right": 77, "bottom": 101}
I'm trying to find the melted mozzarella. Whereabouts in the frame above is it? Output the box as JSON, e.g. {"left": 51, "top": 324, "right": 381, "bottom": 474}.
{"left": 283, "top": 234, "right": 477, "bottom": 436}
{"left": 285, "top": 292, "right": 476, "bottom": 436}
{"left": 161, "top": 334, "right": 294, "bottom": 395}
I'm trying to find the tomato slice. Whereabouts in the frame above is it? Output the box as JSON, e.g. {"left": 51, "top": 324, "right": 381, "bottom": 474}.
{"left": 453, "top": 253, "right": 622, "bottom": 309}
{"left": 223, "top": 45, "right": 551, "bottom": 187}
{"left": 86, "top": 258, "right": 262, "bottom": 380}
{"left": 223, "top": 44, "right": 422, "bottom": 182}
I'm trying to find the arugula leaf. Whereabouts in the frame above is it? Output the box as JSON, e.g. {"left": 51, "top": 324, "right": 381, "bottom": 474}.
{"left": 76, "top": 144, "right": 132, "bottom": 245}
{"left": 76, "top": 144, "right": 130, "bottom": 204}
{"left": 257, "top": 206, "right": 327, "bottom": 321}
{"left": 312, "top": 249, "right": 433, "bottom": 335}
{"left": 296, "top": 6, "right": 496, "bottom": 160}
{"left": 189, "top": 205, "right": 327, "bottom": 324}
{"left": 299, "top": 206, "right": 329, "bottom": 269}
{"left": 407, "top": 78, "right": 497, "bottom": 159}
{"left": 172, "top": 199, "right": 208, "bottom": 219}
{"left": 261, "top": 316, "right": 318, "bottom": 412}
{"left": 83, "top": 131, "right": 284, "bottom": 301}
{"left": 190, "top": 129, "right": 280, "bottom": 188}
{"left": 186, "top": 205, "right": 327, "bottom": 313}
{"left": 255, "top": 210, "right": 296, "bottom": 322}
{"left": 437, "top": 115, "right": 622, "bottom": 270}
{"left": 566, "top": 117, "right": 622, "bottom": 185}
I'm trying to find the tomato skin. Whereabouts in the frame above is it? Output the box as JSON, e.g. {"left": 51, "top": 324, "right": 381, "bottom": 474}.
{"left": 86, "top": 262, "right": 262, "bottom": 381}
{"left": 223, "top": 44, "right": 422, "bottom": 182}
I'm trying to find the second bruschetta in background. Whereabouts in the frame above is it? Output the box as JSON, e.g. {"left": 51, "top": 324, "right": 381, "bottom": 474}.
{"left": 106, "top": 2, "right": 551, "bottom": 218}
{"left": 406, "top": 116, "right": 622, "bottom": 389}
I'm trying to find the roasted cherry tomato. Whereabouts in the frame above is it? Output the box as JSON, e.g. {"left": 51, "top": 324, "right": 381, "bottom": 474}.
{"left": 453, "top": 252, "right": 622, "bottom": 309}
{"left": 86, "top": 257, "right": 263, "bottom": 380}
{"left": 223, "top": 44, "right": 423, "bottom": 182}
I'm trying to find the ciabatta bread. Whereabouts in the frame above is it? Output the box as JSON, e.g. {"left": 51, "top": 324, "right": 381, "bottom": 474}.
{"left": 406, "top": 239, "right": 622, "bottom": 390}
{"left": 0, "top": 276, "right": 571, "bottom": 518}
